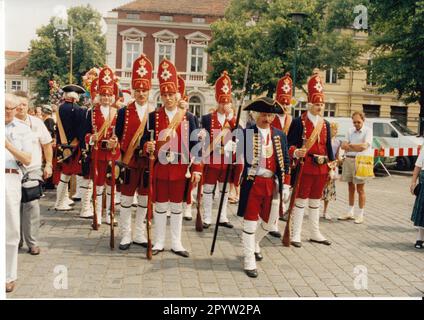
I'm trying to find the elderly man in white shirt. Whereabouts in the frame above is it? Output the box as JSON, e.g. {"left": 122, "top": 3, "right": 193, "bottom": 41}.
{"left": 14, "top": 92, "right": 53, "bottom": 256}
{"left": 5, "top": 93, "right": 33, "bottom": 293}
{"left": 339, "top": 111, "right": 373, "bottom": 224}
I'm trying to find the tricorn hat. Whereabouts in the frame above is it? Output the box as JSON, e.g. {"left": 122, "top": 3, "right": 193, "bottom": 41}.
{"left": 62, "top": 84, "right": 85, "bottom": 94}
{"left": 244, "top": 97, "right": 285, "bottom": 114}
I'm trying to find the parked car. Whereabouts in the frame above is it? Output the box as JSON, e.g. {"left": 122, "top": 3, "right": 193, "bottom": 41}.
{"left": 324, "top": 117, "right": 423, "bottom": 170}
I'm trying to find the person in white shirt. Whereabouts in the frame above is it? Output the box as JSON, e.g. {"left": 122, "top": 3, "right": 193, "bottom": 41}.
{"left": 14, "top": 92, "right": 53, "bottom": 256}
{"left": 5, "top": 93, "right": 33, "bottom": 293}
{"left": 409, "top": 148, "right": 424, "bottom": 249}
{"left": 339, "top": 111, "right": 373, "bottom": 224}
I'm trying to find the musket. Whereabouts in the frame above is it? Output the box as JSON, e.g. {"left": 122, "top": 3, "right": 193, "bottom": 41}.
{"left": 210, "top": 64, "right": 250, "bottom": 256}
{"left": 146, "top": 129, "right": 155, "bottom": 260}
{"left": 91, "top": 109, "right": 99, "bottom": 231}
{"left": 282, "top": 118, "right": 307, "bottom": 247}
{"left": 109, "top": 128, "right": 117, "bottom": 249}
{"left": 195, "top": 137, "right": 205, "bottom": 232}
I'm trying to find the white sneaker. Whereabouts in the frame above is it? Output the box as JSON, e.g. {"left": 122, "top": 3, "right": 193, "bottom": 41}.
{"left": 338, "top": 213, "right": 354, "bottom": 221}
{"left": 354, "top": 215, "right": 364, "bottom": 224}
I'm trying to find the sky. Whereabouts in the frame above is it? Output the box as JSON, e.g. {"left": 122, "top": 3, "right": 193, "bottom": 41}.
{"left": 5, "top": 0, "right": 132, "bottom": 51}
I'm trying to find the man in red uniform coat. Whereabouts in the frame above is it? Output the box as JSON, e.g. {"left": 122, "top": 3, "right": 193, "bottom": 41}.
{"left": 142, "top": 59, "right": 202, "bottom": 258}
{"left": 82, "top": 66, "right": 121, "bottom": 229}
{"left": 287, "top": 69, "right": 335, "bottom": 247}
{"left": 269, "top": 72, "right": 294, "bottom": 237}
{"left": 271, "top": 72, "right": 293, "bottom": 135}
{"left": 200, "top": 71, "right": 239, "bottom": 229}
{"left": 115, "top": 54, "right": 155, "bottom": 250}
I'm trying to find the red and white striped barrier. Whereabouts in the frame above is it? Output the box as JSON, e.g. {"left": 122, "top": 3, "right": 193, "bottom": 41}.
{"left": 373, "top": 147, "right": 421, "bottom": 157}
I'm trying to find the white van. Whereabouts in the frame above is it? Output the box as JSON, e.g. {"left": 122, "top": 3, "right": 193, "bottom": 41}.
{"left": 324, "top": 117, "right": 423, "bottom": 170}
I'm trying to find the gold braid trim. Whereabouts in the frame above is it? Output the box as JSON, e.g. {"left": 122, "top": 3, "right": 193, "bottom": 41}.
{"left": 247, "top": 133, "right": 260, "bottom": 181}
{"left": 274, "top": 135, "right": 285, "bottom": 182}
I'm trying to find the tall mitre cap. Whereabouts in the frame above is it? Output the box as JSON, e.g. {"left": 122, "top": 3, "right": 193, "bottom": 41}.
{"left": 308, "top": 68, "right": 325, "bottom": 104}
{"left": 276, "top": 72, "right": 293, "bottom": 108}
{"left": 132, "top": 53, "right": 153, "bottom": 91}
{"left": 98, "top": 65, "right": 116, "bottom": 96}
{"left": 215, "top": 70, "right": 232, "bottom": 104}
{"left": 158, "top": 58, "right": 178, "bottom": 95}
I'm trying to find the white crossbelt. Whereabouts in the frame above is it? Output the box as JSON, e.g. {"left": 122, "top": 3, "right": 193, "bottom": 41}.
{"left": 256, "top": 168, "right": 274, "bottom": 178}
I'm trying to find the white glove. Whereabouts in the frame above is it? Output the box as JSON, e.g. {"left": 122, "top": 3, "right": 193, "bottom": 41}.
{"left": 282, "top": 184, "right": 291, "bottom": 203}
{"left": 224, "top": 139, "right": 238, "bottom": 154}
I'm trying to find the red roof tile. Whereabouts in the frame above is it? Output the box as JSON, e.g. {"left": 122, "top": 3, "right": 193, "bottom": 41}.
{"left": 114, "top": 0, "right": 230, "bottom": 17}
{"left": 5, "top": 53, "right": 29, "bottom": 75}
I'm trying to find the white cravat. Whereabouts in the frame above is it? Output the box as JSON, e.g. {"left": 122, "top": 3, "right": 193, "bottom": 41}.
{"left": 165, "top": 107, "right": 177, "bottom": 122}
{"left": 217, "top": 112, "right": 226, "bottom": 127}
{"left": 256, "top": 126, "right": 273, "bottom": 177}
{"left": 307, "top": 111, "right": 319, "bottom": 127}
{"left": 100, "top": 105, "right": 110, "bottom": 119}
{"left": 135, "top": 102, "right": 147, "bottom": 121}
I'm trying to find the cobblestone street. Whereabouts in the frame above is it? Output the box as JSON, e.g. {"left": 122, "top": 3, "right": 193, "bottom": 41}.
{"left": 7, "top": 175, "right": 424, "bottom": 298}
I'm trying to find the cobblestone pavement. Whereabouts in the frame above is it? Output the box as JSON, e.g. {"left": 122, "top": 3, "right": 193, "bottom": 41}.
{"left": 7, "top": 175, "right": 424, "bottom": 298}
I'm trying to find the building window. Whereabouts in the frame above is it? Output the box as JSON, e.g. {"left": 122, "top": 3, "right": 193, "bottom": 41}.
{"left": 158, "top": 44, "right": 173, "bottom": 62}
{"left": 190, "top": 46, "right": 205, "bottom": 73}
{"left": 189, "top": 96, "right": 202, "bottom": 118}
{"left": 363, "top": 104, "right": 380, "bottom": 118}
{"left": 11, "top": 80, "right": 22, "bottom": 91}
{"left": 391, "top": 106, "right": 407, "bottom": 126}
{"left": 192, "top": 17, "right": 206, "bottom": 24}
{"left": 292, "top": 101, "right": 308, "bottom": 118}
{"left": 324, "top": 103, "right": 336, "bottom": 117}
{"left": 325, "top": 68, "right": 338, "bottom": 84}
{"left": 126, "top": 13, "right": 139, "bottom": 19}
{"left": 120, "top": 28, "right": 146, "bottom": 71}
{"left": 160, "top": 15, "right": 173, "bottom": 22}
{"left": 367, "top": 60, "right": 376, "bottom": 86}
{"left": 153, "top": 30, "right": 178, "bottom": 69}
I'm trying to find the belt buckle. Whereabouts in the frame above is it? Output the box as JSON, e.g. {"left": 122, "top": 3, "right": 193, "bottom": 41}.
{"left": 317, "top": 156, "right": 324, "bottom": 165}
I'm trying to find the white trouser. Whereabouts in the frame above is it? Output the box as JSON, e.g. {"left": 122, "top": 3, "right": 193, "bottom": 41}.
{"left": 134, "top": 195, "right": 148, "bottom": 243}
{"left": 6, "top": 173, "right": 22, "bottom": 282}
{"left": 203, "top": 183, "right": 229, "bottom": 224}
{"left": 79, "top": 178, "right": 93, "bottom": 217}
{"left": 105, "top": 185, "right": 112, "bottom": 216}
{"left": 256, "top": 200, "right": 280, "bottom": 252}
{"left": 242, "top": 220, "right": 258, "bottom": 271}
{"left": 153, "top": 202, "right": 186, "bottom": 251}
{"left": 291, "top": 198, "right": 307, "bottom": 243}
{"left": 119, "top": 195, "right": 133, "bottom": 245}
{"left": 73, "top": 175, "right": 84, "bottom": 198}
{"left": 55, "top": 173, "right": 71, "bottom": 209}
{"left": 94, "top": 185, "right": 104, "bottom": 225}
{"left": 308, "top": 199, "right": 326, "bottom": 241}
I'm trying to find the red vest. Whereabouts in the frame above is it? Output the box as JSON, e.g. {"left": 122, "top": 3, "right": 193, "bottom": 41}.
{"left": 302, "top": 115, "right": 329, "bottom": 176}
{"left": 90, "top": 104, "right": 120, "bottom": 161}
{"left": 258, "top": 130, "right": 277, "bottom": 174}
{"left": 206, "top": 111, "right": 237, "bottom": 170}
{"left": 271, "top": 114, "right": 292, "bottom": 135}
{"left": 119, "top": 102, "right": 148, "bottom": 168}
{"left": 153, "top": 107, "right": 192, "bottom": 181}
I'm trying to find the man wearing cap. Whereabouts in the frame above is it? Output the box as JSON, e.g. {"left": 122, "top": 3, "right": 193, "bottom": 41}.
{"left": 236, "top": 97, "right": 291, "bottom": 278}
{"left": 200, "top": 71, "right": 240, "bottom": 229}
{"left": 54, "top": 84, "right": 87, "bottom": 211}
{"left": 141, "top": 59, "right": 202, "bottom": 258}
{"left": 115, "top": 54, "right": 155, "bottom": 250}
{"left": 269, "top": 73, "right": 294, "bottom": 237}
{"left": 81, "top": 66, "right": 121, "bottom": 229}
{"left": 287, "top": 69, "right": 335, "bottom": 248}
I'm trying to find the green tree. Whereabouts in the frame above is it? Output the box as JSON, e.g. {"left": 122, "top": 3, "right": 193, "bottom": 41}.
{"left": 367, "top": 0, "right": 424, "bottom": 134}
{"left": 208, "top": 0, "right": 366, "bottom": 98}
{"left": 24, "top": 5, "right": 106, "bottom": 104}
